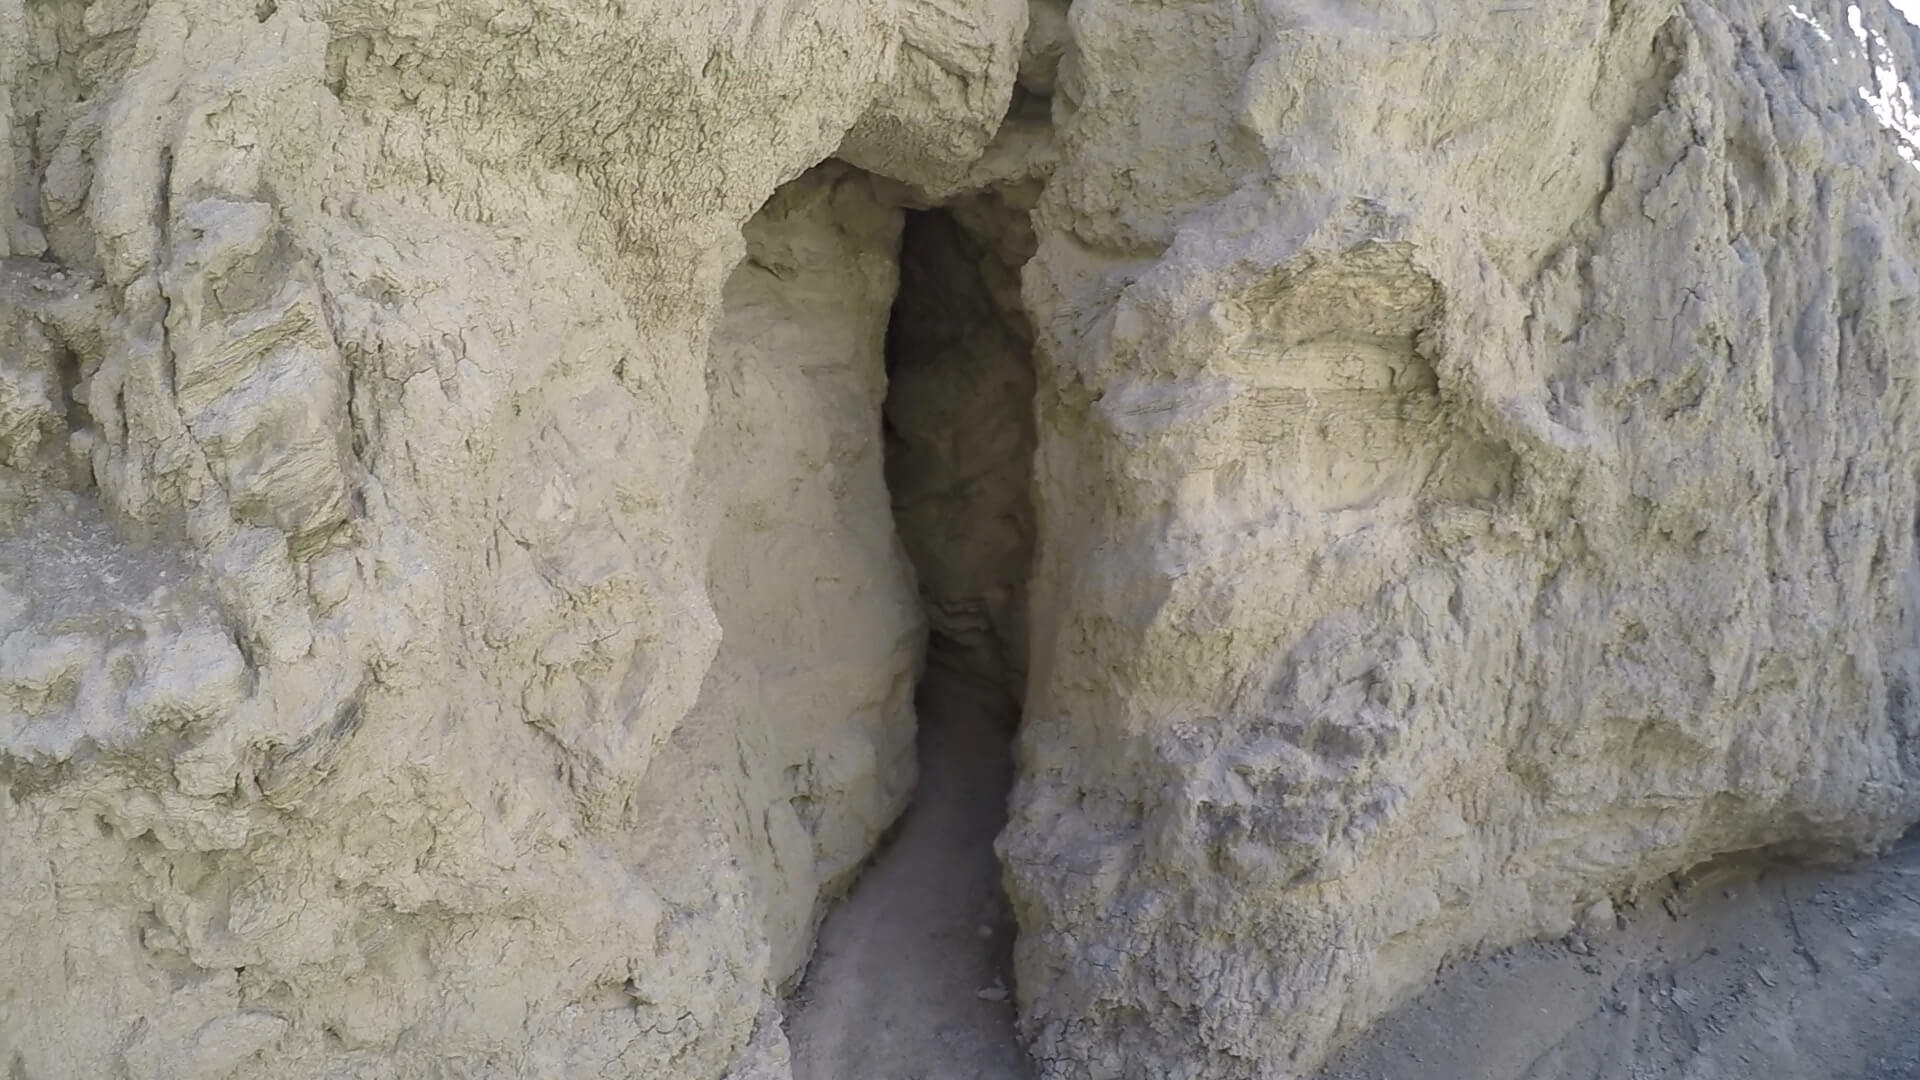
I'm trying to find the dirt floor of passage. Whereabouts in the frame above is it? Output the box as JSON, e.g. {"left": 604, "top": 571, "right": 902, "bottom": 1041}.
{"left": 1316, "top": 833, "right": 1920, "bottom": 1080}
{"left": 787, "top": 669, "right": 1030, "bottom": 1080}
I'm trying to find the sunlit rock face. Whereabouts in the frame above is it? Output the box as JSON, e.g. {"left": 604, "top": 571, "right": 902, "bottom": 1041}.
{"left": 0, "top": 0, "right": 1015, "bottom": 1074}
{"left": 1, "top": 0, "right": 1918, "bottom": 1076}
{"left": 1003, "top": 0, "right": 1920, "bottom": 1076}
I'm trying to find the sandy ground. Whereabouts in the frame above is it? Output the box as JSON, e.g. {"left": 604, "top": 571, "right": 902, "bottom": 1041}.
{"left": 788, "top": 672, "right": 1920, "bottom": 1080}
{"left": 1314, "top": 833, "right": 1920, "bottom": 1080}
{"left": 786, "top": 669, "right": 1030, "bottom": 1080}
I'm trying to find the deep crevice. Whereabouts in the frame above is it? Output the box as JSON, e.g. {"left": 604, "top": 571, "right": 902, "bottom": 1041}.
{"left": 786, "top": 203, "right": 1038, "bottom": 1079}
{"left": 884, "top": 207, "right": 1037, "bottom": 701}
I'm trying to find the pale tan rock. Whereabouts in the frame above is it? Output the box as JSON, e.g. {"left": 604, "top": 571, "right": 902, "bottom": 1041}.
{"left": 1004, "top": 1, "right": 1920, "bottom": 1077}
{"left": 884, "top": 202, "right": 1036, "bottom": 694}
{"left": 0, "top": 0, "right": 986, "bottom": 1075}
{"left": 3, "top": 0, "right": 1920, "bottom": 1077}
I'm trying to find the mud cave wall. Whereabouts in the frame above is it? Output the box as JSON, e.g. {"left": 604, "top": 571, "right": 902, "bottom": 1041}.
{"left": 3, "top": 1, "right": 1920, "bottom": 1080}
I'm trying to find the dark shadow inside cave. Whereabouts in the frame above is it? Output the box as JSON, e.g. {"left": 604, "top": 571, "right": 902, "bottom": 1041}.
{"left": 882, "top": 207, "right": 1038, "bottom": 714}
{"left": 784, "top": 205, "right": 1039, "bottom": 1080}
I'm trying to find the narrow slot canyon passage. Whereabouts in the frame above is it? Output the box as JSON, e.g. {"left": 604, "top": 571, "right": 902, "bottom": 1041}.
{"left": 786, "top": 205, "right": 1038, "bottom": 1080}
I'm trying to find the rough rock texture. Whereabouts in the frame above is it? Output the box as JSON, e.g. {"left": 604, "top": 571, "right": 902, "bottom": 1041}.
{"left": 691, "top": 163, "right": 922, "bottom": 990}
{"left": 5, "top": 0, "right": 1920, "bottom": 1075}
{"left": 0, "top": 0, "right": 1014, "bottom": 1072}
{"left": 884, "top": 201, "right": 1037, "bottom": 694}
{"left": 1003, "top": 0, "right": 1920, "bottom": 1077}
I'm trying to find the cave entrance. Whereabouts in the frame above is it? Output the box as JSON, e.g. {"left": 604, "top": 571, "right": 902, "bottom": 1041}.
{"left": 883, "top": 206, "right": 1037, "bottom": 711}
{"left": 785, "top": 203, "right": 1038, "bottom": 1079}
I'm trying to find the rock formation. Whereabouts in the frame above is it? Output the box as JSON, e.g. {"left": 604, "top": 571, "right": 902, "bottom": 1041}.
{"left": 1003, "top": 2, "right": 1920, "bottom": 1076}
{"left": 0, "top": 0, "right": 1917, "bottom": 1076}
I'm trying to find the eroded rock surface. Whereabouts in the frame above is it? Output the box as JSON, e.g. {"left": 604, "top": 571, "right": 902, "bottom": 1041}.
{"left": 0, "top": 0, "right": 1011, "bottom": 1074}
{"left": 2, "top": 0, "right": 1919, "bottom": 1076}
{"left": 1004, "top": 0, "right": 1920, "bottom": 1076}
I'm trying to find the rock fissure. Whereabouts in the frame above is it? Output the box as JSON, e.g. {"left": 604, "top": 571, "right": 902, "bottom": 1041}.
{"left": 784, "top": 200, "right": 1039, "bottom": 1080}
{"left": 5, "top": 0, "right": 1920, "bottom": 1078}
